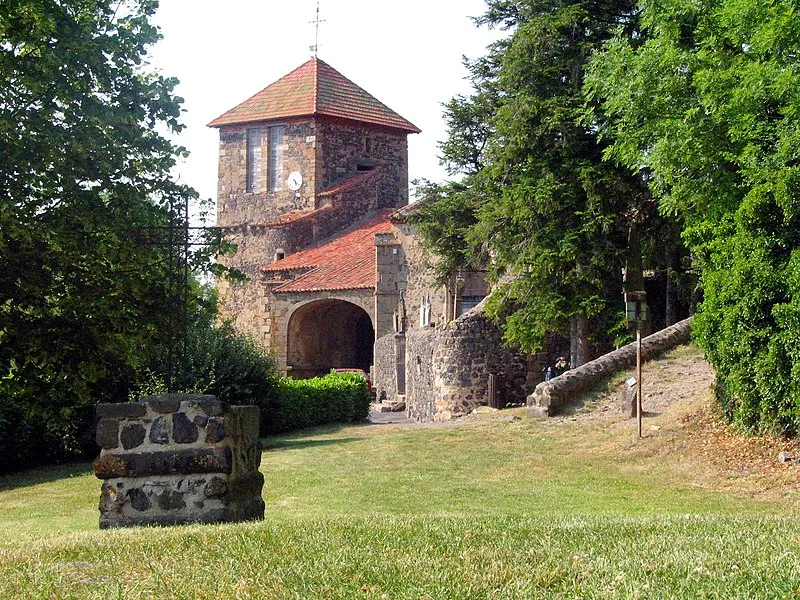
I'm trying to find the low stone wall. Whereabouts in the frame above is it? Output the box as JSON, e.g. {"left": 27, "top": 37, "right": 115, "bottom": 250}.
{"left": 93, "top": 394, "right": 264, "bottom": 529}
{"left": 527, "top": 318, "right": 693, "bottom": 417}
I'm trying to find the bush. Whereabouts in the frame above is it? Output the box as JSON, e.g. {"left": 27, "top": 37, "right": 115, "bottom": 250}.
{"left": 693, "top": 213, "right": 800, "bottom": 436}
{"left": 265, "top": 371, "right": 371, "bottom": 435}
{"left": 0, "top": 392, "right": 44, "bottom": 473}
{"left": 183, "top": 321, "right": 279, "bottom": 408}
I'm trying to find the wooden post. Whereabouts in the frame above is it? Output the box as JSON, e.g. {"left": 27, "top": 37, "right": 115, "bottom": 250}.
{"left": 636, "top": 321, "right": 643, "bottom": 438}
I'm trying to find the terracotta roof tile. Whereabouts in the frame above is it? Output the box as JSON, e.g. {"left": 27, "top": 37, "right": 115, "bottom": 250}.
{"left": 262, "top": 210, "right": 394, "bottom": 293}
{"left": 208, "top": 58, "right": 420, "bottom": 133}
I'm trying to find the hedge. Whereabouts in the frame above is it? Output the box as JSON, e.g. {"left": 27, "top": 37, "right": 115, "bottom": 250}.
{"left": 261, "top": 371, "right": 371, "bottom": 435}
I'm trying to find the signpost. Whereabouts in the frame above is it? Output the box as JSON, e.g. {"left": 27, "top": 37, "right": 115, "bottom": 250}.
{"left": 625, "top": 290, "right": 647, "bottom": 438}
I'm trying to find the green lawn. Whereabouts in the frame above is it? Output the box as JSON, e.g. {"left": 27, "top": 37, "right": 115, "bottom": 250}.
{"left": 1, "top": 392, "right": 799, "bottom": 598}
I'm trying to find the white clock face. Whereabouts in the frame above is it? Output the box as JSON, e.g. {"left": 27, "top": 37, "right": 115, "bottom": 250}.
{"left": 287, "top": 171, "right": 303, "bottom": 191}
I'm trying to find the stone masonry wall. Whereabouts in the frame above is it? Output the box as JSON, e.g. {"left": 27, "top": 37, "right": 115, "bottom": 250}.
{"left": 372, "top": 220, "right": 451, "bottom": 402}
{"left": 216, "top": 120, "right": 317, "bottom": 225}
{"left": 405, "top": 327, "right": 437, "bottom": 421}
{"left": 216, "top": 119, "right": 318, "bottom": 344}
{"left": 374, "top": 232, "right": 402, "bottom": 341}
{"left": 527, "top": 318, "right": 693, "bottom": 417}
{"left": 392, "top": 222, "right": 450, "bottom": 329}
{"left": 374, "top": 332, "right": 400, "bottom": 401}
{"left": 214, "top": 114, "right": 412, "bottom": 367}
{"left": 401, "top": 299, "right": 530, "bottom": 421}
{"left": 267, "top": 289, "right": 375, "bottom": 373}
{"left": 93, "top": 395, "right": 264, "bottom": 529}
{"left": 430, "top": 299, "right": 529, "bottom": 420}
{"left": 318, "top": 118, "right": 409, "bottom": 208}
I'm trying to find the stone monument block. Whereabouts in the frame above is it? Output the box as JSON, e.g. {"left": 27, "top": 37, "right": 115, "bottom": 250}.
{"left": 93, "top": 394, "right": 264, "bottom": 529}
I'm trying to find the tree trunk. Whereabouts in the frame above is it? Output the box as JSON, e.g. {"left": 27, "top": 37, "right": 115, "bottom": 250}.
{"left": 665, "top": 247, "right": 680, "bottom": 326}
{"left": 569, "top": 314, "right": 590, "bottom": 368}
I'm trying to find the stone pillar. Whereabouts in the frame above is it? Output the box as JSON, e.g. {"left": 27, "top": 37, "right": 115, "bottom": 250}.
{"left": 93, "top": 394, "right": 264, "bottom": 529}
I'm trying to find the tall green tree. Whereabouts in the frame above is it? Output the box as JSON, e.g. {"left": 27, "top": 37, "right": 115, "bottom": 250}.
{"left": 413, "top": 0, "right": 684, "bottom": 363}
{"left": 587, "top": 0, "right": 800, "bottom": 433}
{"left": 0, "top": 0, "right": 199, "bottom": 463}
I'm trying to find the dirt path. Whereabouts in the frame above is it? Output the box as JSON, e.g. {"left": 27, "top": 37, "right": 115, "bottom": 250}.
{"left": 553, "top": 343, "right": 716, "bottom": 422}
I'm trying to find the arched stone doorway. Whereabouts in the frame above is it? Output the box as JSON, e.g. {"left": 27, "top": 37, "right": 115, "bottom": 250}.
{"left": 287, "top": 299, "right": 375, "bottom": 378}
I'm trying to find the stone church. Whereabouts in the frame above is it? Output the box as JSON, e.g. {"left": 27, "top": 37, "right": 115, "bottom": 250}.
{"left": 209, "top": 58, "right": 537, "bottom": 420}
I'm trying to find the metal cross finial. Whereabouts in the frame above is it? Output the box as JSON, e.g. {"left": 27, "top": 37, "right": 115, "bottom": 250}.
{"left": 309, "top": 0, "right": 325, "bottom": 57}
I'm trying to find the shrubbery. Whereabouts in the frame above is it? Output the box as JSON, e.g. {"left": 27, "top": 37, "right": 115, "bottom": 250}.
{"left": 264, "top": 371, "right": 371, "bottom": 435}
{"left": 0, "top": 320, "right": 372, "bottom": 473}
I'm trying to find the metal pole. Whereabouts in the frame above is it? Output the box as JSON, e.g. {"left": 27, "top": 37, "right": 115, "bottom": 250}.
{"left": 636, "top": 321, "right": 643, "bottom": 438}
{"left": 166, "top": 199, "right": 175, "bottom": 392}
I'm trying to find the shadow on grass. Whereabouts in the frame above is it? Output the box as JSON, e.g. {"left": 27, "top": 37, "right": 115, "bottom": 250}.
{"left": 0, "top": 461, "right": 93, "bottom": 493}
{"left": 262, "top": 437, "right": 362, "bottom": 452}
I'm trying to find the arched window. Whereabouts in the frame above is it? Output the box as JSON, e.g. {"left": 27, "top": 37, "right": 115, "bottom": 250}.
{"left": 419, "top": 294, "right": 431, "bottom": 327}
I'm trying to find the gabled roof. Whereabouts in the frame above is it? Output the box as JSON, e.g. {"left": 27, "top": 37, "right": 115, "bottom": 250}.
{"left": 208, "top": 58, "right": 421, "bottom": 133}
{"left": 262, "top": 210, "right": 394, "bottom": 293}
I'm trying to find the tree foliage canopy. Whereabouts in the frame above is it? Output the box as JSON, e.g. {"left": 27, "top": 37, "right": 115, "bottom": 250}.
{"left": 587, "top": 0, "right": 800, "bottom": 434}
{"left": 411, "top": 0, "right": 683, "bottom": 357}
{"left": 0, "top": 0, "right": 201, "bottom": 460}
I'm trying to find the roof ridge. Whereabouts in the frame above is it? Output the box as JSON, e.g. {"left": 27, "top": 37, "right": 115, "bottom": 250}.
{"left": 312, "top": 57, "right": 319, "bottom": 115}
{"left": 208, "top": 58, "right": 420, "bottom": 133}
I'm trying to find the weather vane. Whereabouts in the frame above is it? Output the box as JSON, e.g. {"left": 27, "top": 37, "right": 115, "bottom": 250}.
{"left": 309, "top": 0, "right": 325, "bottom": 57}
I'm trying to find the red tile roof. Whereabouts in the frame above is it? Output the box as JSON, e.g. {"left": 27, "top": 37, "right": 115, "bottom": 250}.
{"left": 262, "top": 210, "right": 394, "bottom": 293}
{"left": 208, "top": 58, "right": 421, "bottom": 133}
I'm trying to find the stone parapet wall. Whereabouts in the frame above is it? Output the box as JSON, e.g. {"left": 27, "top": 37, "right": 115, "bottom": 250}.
{"left": 527, "top": 318, "right": 693, "bottom": 417}
{"left": 93, "top": 395, "right": 264, "bottom": 529}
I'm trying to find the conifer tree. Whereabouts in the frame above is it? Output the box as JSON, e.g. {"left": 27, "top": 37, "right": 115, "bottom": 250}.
{"left": 412, "top": 0, "right": 685, "bottom": 363}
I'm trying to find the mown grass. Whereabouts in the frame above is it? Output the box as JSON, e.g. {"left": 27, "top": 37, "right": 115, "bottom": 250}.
{"left": 1, "top": 352, "right": 799, "bottom": 598}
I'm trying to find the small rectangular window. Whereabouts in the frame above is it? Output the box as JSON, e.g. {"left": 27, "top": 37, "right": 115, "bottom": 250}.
{"left": 246, "top": 128, "right": 262, "bottom": 193}
{"left": 268, "top": 126, "right": 284, "bottom": 191}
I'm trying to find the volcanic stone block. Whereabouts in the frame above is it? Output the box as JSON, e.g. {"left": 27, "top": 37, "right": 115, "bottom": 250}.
{"left": 205, "top": 418, "right": 225, "bottom": 443}
{"left": 128, "top": 488, "right": 151, "bottom": 512}
{"left": 172, "top": 412, "right": 198, "bottom": 444}
{"left": 120, "top": 423, "right": 146, "bottom": 450}
{"left": 94, "top": 394, "right": 264, "bottom": 529}
{"left": 94, "top": 447, "right": 233, "bottom": 479}
{"left": 156, "top": 490, "right": 186, "bottom": 510}
{"left": 96, "top": 403, "right": 147, "bottom": 420}
{"left": 149, "top": 416, "right": 169, "bottom": 445}
{"left": 96, "top": 418, "right": 120, "bottom": 450}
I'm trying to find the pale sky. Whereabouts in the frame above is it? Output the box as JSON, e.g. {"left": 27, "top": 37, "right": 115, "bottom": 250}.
{"left": 148, "top": 0, "right": 501, "bottom": 209}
